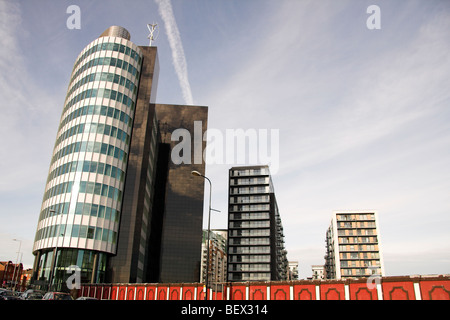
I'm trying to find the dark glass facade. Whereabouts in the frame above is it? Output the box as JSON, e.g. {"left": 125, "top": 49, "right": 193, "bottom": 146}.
{"left": 106, "top": 103, "right": 208, "bottom": 284}
{"left": 155, "top": 104, "right": 208, "bottom": 283}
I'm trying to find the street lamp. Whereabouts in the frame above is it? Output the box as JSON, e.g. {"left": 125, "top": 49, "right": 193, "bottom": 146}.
{"left": 48, "top": 209, "right": 65, "bottom": 291}
{"left": 191, "top": 170, "right": 213, "bottom": 300}
{"left": 12, "top": 239, "right": 21, "bottom": 291}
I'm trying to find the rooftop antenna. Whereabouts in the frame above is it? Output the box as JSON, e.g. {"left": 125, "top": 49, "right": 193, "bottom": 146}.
{"left": 147, "top": 23, "right": 159, "bottom": 46}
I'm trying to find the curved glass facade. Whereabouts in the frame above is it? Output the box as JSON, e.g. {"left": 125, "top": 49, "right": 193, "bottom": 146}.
{"left": 32, "top": 27, "right": 142, "bottom": 289}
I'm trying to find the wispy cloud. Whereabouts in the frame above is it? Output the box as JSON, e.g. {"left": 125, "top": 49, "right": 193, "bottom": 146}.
{"left": 199, "top": 1, "right": 450, "bottom": 277}
{"left": 154, "top": 0, "right": 194, "bottom": 105}
{"left": 0, "top": 1, "right": 59, "bottom": 193}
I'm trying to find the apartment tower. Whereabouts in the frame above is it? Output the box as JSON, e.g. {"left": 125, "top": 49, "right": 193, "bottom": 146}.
{"left": 227, "top": 165, "right": 288, "bottom": 282}
{"left": 324, "top": 211, "right": 385, "bottom": 280}
{"left": 200, "top": 229, "right": 227, "bottom": 286}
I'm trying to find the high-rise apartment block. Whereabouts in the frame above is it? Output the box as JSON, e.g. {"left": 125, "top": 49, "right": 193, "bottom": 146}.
{"left": 311, "top": 265, "right": 324, "bottom": 280}
{"left": 201, "top": 229, "right": 227, "bottom": 286}
{"left": 288, "top": 261, "right": 299, "bottom": 280}
{"left": 324, "top": 211, "right": 385, "bottom": 280}
{"left": 31, "top": 26, "right": 207, "bottom": 290}
{"left": 227, "top": 165, "right": 288, "bottom": 282}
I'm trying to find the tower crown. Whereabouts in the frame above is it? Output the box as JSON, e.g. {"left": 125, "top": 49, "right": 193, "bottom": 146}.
{"left": 99, "top": 26, "right": 131, "bottom": 40}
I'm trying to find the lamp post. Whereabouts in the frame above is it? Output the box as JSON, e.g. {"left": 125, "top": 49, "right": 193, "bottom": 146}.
{"left": 48, "top": 209, "right": 64, "bottom": 291}
{"left": 12, "top": 239, "right": 21, "bottom": 291}
{"left": 191, "top": 170, "right": 212, "bottom": 300}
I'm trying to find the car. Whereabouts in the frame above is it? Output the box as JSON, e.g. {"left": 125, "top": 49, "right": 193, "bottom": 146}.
{"left": 20, "top": 289, "right": 45, "bottom": 300}
{"left": 76, "top": 296, "right": 98, "bottom": 300}
{"left": 42, "top": 292, "right": 74, "bottom": 300}
{"left": 26, "top": 292, "right": 45, "bottom": 300}
{"left": 0, "top": 290, "right": 21, "bottom": 300}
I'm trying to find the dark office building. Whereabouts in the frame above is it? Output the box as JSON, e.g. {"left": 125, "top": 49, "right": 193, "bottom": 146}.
{"left": 227, "top": 165, "right": 288, "bottom": 282}
{"left": 32, "top": 26, "right": 207, "bottom": 289}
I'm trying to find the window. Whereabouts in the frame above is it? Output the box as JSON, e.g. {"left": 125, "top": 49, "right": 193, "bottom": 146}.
{"left": 95, "top": 227, "right": 102, "bottom": 240}
{"left": 72, "top": 225, "right": 80, "bottom": 237}
{"left": 98, "top": 206, "right": 105, "bottom": 218}
{"left": 82, "top": 203, "right": 91, "bottom": 215}
{"left": 79, "top": 225, "right": 87, "bottom": 238}
{"left": 75, "top": 203, "right": 83, "bottom": 215}
{"left": 87, "top": 227, "right": 95, "bottom": 239}
{"left": 90, "top": 204, "right": 98, "bottom": 216}
{"left": 102, "top": 229, "right": 109, "bottom": 241}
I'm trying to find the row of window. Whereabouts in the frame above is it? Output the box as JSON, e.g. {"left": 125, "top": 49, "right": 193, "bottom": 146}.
{"left": 229, "top": 229, "right": 270, "bottom": 237}
{"left": 64, "top": 86, "right": 136, "bottom": 116}
{"left": 341, "top": 260, "right": 381, "bottom": 268}
{"left": 54, "top": 249, "right": 107, "bottom": 284}
{"left": 229, "top": 264, "right": 270, "bottom": 272}
{"left": 229, "top": 186, "right": 270, "bottom": 195}
{"left": 340, "top": 251, "right": 380, "bottom": 260}
{"left": 228, "top": 255, "right": 271, "bottom": 263}
{"left": 229, "top": 237, "right": 270, "bottom": 245}
{"left": 59, "top": 105, "right": 133, "bottom": 133}
{"left": 55, "top": 122, "right": 130, "bottom": 149}
{"left": 230, "top": 168, "right": 269, "bottom": 177}
{"left": 229, "top": 220, "right": 270, "bottom": 229}
{"left": 229, "top": 212, "right": 270, "bottom": 221}
{"left": 229, "top": 195, "right": 270, "bottom": 204}
{"left": 73, "top": 41, "right": 141, "bottom": 73}
{"left": 228, "top": 273, "right": 270, "bottom": 281}
{"left": 341, "top": 267, "right": 381, "bottom": 276}
{"left": 35, "top": 223, "right": 117, "bottom": 244}
{"left": 338, "top": 229, "right": 375, "bottom": 236}
{"left": 66, "top": 71, "right": 138, "bottom": 103}
{"left": 230, "top": 177, "right": 269, "bottom": 186}
{"left": 339, "top": 236, "right": 378, "bottom": 244}
{"left": 230, "top": 204, "right": 270, "bottom": 212}
{"left": 51, "top": 141, "right": 128, "bottom": 167}
{"left": 39, "top": 201, "right": 71, "bottom": 222}
{"left": 339, "top": 221, "right": 376, "bottom": 228}
{"left": 228, "top": 246, "right": 271, "bottom": 254}
{"left": 47, "top": 160, "right": 124, "bottom": 185}
{"left": 337, "top": 214, "right": 375, "bottom": 221}
{"left": 43, "top": 180, "right": 123, "bottom": 203}
{"left": 38, "top": 201, "right": 119, "bottom": 223}
{"left": 70, "top": 55, "right": 140, "bottom": 91}
{"left": 37, "top": 249, "right": 107, "bottom": 285}
{"left": 73, "top": 202, "right": 120, "bottom": 220}
{"left": 339, "top": 244, "right": 379, "bottom": 252}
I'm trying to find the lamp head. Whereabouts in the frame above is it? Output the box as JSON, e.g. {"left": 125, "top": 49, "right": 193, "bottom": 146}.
{"left": 191, "top": 170, "right": 202, "bottom": 177}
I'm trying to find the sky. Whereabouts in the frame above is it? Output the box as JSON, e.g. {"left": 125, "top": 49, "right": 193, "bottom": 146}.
{"left": 0, "top": 0, "right": 449, "bottom": 280}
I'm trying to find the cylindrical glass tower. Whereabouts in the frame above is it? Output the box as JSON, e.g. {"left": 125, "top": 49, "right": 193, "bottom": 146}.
{"left": 32, "top": 26, "right": 143, "bottom": 290}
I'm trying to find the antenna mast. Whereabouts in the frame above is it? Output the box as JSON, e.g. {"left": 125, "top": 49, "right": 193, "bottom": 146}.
{"left": 147, "top": 23, "right": 159, "bottom": 46}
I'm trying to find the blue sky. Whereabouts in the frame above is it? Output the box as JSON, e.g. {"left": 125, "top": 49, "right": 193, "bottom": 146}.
{"left": 0, "top": 0, "right": 449, "bottom": 280}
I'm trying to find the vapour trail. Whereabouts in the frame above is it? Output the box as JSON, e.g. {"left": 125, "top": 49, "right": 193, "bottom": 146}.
{"left": 154, "top": 0, "right": 194, "bottom": 105}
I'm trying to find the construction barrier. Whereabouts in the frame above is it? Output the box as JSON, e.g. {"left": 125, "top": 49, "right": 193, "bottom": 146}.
{"left": 79, "top": 275, "right": 450, "bottom": 300}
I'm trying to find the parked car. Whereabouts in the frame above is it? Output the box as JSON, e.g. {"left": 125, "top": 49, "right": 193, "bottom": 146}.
{"left": 0, "top": 290, "right": 21, "bottom": 300}
{"left": 42, "top": 292, "right": 73, "bottom": 300}
{"left": 20, "top": 289, "right": 45, "bottom": 300}
{"left": 76, "top": 296, "right": 98, "bottom": 300}
{"left": 26, "top": 292, "right": 45, "bottom": 300}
